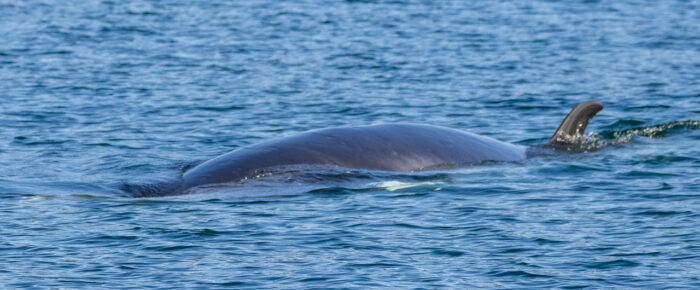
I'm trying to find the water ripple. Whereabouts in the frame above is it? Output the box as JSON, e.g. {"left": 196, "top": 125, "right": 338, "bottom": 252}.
{"left": 0, "top": 0, "right": 699, "bottom": 288}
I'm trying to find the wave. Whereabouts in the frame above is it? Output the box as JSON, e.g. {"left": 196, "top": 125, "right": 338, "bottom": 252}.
{"left": 597, "top": 120, "right": 699, "bottom": 140}
{"left": 579, "top": 120, "right": 699, "bottom": 151}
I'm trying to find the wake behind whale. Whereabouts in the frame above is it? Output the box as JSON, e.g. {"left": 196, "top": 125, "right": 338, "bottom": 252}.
{"left": 124, "top": 101, "right": 608, "bottom": 197}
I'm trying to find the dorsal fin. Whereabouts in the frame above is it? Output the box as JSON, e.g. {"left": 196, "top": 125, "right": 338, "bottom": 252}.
{"left": 549, "top": 100, "right": 603, "bottom": 144}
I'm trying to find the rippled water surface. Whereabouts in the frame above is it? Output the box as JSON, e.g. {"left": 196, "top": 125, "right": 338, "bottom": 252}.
{"left": 1, "top": 0, "right": 699, "bottom": 288}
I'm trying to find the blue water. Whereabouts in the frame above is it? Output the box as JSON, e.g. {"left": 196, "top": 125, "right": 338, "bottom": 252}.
{"left": 1, "top": 0, "right": 699, "bottom": 288}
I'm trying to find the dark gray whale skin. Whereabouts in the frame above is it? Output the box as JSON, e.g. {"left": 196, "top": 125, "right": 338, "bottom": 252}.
{"left": 151, "top": 101, "right": 602, "bottom": 196}
{"left": 180, "top": 124, "right": 526, "bottom": 191}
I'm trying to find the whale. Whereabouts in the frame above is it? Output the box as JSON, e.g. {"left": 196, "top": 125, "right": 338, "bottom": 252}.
{"left": 140, "top": 101, "right": 603, "bottom": 196}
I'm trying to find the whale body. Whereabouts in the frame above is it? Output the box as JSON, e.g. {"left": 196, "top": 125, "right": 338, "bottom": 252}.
{"left": 145, "top": 101, "right": 603, "bottom": 196}
{"left": 181, "top": 124, "right": 526, "bottom": 190}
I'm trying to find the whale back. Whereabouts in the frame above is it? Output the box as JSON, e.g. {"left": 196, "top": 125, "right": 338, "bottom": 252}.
{"left": 178, "top": 124, "right": 526, "bottom": 191}
{"left": 142, "top": 101, "right": 604, "bottom": 196}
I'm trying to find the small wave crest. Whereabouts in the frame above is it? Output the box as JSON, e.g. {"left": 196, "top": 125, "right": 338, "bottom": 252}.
{"left": 583, "top": 120, "right": 698, "bottom": 150}
{"left": 599, "top": 120, "right": 699, "bottom": 139}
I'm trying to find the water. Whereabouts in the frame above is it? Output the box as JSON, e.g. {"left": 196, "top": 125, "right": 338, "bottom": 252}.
{"left": 1, "top": 0, "right": 699, "bottom": 288}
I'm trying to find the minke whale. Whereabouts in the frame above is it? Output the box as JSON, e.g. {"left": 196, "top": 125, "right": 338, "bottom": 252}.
{"left": 143, "top": 100, "right": 603, "bottom": 196}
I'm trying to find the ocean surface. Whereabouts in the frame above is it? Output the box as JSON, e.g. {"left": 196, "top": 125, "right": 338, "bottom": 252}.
{"left": 1, "top": 0, "right": 699, "bottom": 288}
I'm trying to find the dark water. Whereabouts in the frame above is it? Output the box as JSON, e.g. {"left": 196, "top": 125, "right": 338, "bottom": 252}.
{"left": 1, "top": 0, "right": 699, "bottom": 288}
